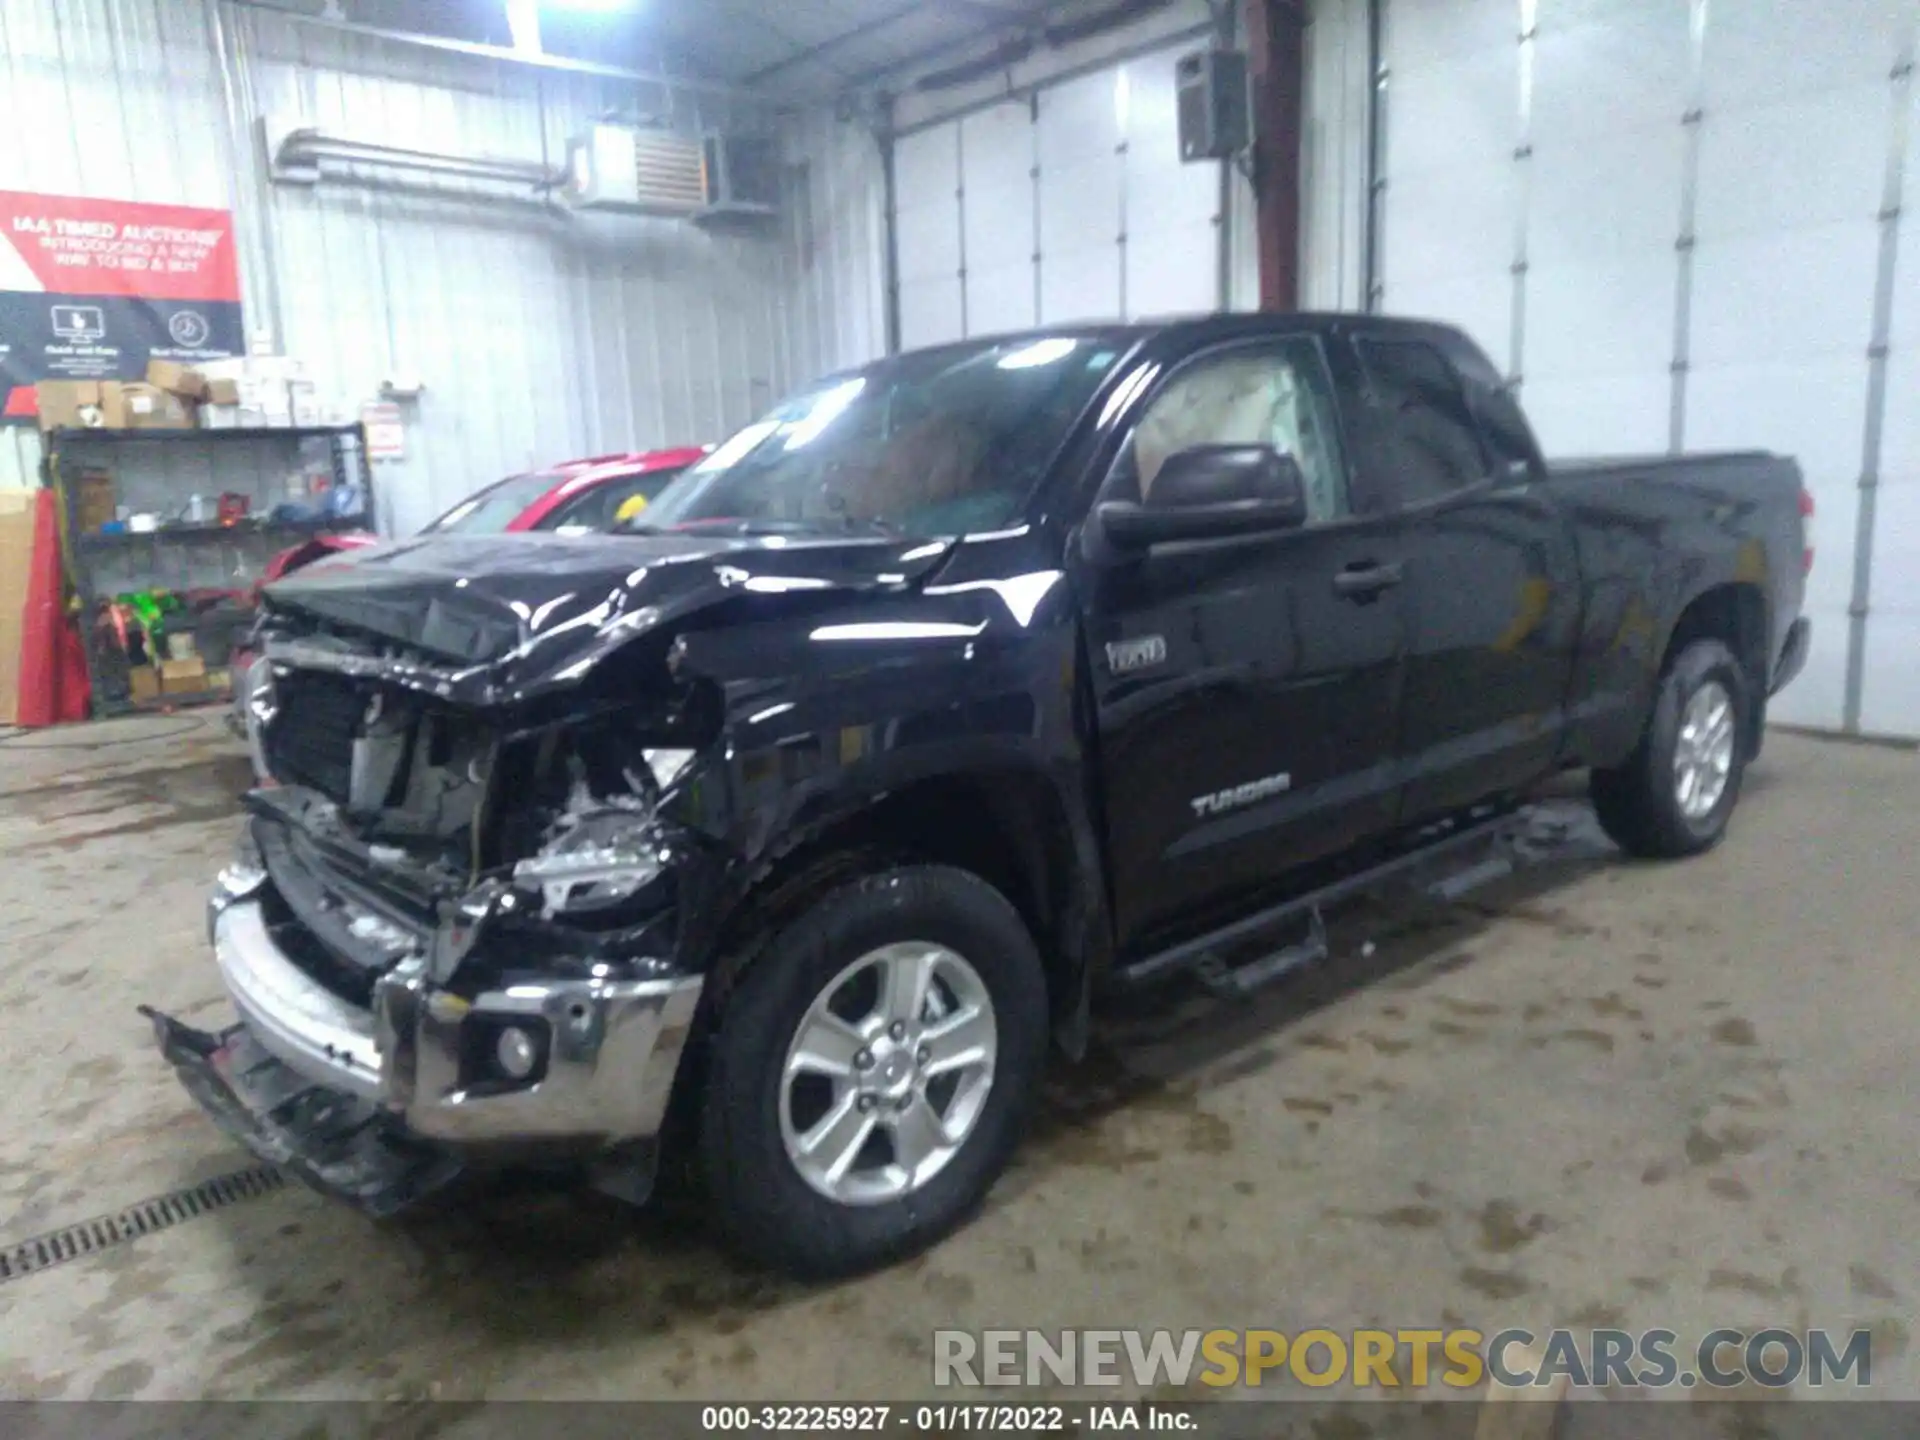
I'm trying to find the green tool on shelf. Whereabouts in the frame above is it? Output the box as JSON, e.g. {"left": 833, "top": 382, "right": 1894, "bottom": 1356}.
{"left": 114, "top": 589, "right": 174, "bottom": 667}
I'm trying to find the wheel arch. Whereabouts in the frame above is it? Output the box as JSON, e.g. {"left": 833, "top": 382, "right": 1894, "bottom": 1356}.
{"left": 703, "top": 767, "right": 1105, "bottom": 1054}
{"left": 1659, "top": 581, "right": 1769, "bottom": 757}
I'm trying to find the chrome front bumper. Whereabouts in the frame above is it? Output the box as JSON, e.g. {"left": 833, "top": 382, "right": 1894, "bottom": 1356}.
{"left": 200, "top": 884, "right": 702, "bottom": 1150}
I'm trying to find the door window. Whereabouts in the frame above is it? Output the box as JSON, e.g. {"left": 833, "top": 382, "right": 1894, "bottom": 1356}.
{"left": 1355, "top": 338, "right": 1491, "bottom": 505}
{"left": 1126, "top": 340, "right": 1350, "bottom": 524}
{"left": 541, "top": 469, "right": 686, "bottom": 531}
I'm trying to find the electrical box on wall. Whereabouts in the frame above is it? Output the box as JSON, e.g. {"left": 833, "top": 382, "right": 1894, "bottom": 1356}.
{"left": 1176, "top": 49, "right": 1251, "bottom": 162}
{"left": 700, "top": 134, "right": 781, "bottom": 219}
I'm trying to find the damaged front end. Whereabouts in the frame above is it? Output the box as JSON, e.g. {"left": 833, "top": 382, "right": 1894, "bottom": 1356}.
{"left": 151, "top": 627, "right": 718, "bottom": 1217}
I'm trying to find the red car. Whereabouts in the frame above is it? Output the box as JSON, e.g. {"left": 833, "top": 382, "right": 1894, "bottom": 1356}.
{"left": 231, "top": 447, "right": 705, "bottom": 732}
{"left": 258, "top": 446, "right": 710, "bottom": 584}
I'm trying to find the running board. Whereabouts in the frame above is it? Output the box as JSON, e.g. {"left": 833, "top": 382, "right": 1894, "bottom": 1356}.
{"left": 1117, "top": 807, "right": 1523, "bottom": 992}
{"left": 1194, "top": 908, "right": 1329, "bottom": 997}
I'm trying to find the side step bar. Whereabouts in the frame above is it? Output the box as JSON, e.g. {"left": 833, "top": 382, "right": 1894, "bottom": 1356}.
{"left": 1118, "top": 807, "right": 1523, "bottom": 994}
{"left": 1193, "top": 908, "right": 1329, "bottom": 997}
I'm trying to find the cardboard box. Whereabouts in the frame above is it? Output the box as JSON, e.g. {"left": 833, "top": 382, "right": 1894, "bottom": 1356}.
{"left": 121, "top": 383, "right": 195, "bottom": 430}
{"left": 288, "top": 378, "right": 321, "bottom": 426}
{"left": 200, "top": 355, "right": 305, "bottom": 383}
{"left": 159, "top": 656, "right": 209, "bottom": 694}
{"left": 250, "top": 380, "right": 293, "bottom": 428}
{"left": 145, "top": 359, "right": 208, "bottom": 400}
{"left": 74, "top": 472, "right": 117, "bottom": 533}
{"left": 128, "top": 666, "right": 162, "bottom": 703}
{"left": 35, "top": 380, "right": 129, "bottom": 432}
{"left": 196, "top": 356, "right": 309, "bottom": 426}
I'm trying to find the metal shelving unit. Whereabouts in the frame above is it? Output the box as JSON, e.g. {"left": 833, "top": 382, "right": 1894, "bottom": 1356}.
{"left": 43, "top": 423, "right": 375, "bottom": 717}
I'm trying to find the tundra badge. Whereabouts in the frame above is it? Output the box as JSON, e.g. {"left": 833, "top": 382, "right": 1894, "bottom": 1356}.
{"left": 1191, "top": 772, "right": 1292, "bottom": 817}
{"left": 1105, "top": 635, "right": 1167, "bottom": 674}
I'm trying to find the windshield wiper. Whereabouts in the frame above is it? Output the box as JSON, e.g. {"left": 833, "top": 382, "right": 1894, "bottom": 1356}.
{"left": 814, "top": 514, "right": 905, "bottom": 538}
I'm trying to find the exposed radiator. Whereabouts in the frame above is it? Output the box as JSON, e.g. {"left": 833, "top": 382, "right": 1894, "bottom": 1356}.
{"left": 264, "top": 672, "right": 364, "bottom": 801}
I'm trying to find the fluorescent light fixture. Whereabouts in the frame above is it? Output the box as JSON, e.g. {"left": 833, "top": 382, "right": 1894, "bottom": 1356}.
{"left": 783, "top": 377, "right": 866, "bottom": 450}
{"left": 540, "top": 0, "right": 637, "bottom": 12}
{"left": 997, "top": 337, "right": 1077, "bottom": 370}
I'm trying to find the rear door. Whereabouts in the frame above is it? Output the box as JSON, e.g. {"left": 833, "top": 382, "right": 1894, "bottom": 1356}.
{"left": 1344, "top": 328, "right": 1580, "bottom": 822}
{"left": 1079, "top": 333, "right": 1409, "bottom": 957}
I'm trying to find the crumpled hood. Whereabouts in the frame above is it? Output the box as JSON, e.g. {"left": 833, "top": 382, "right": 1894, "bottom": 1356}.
{"left": 261, "top": 528, "right": 954, "bottom": 704}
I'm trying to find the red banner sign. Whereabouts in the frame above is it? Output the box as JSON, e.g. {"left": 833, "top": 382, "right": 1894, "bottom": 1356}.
{"left": 0, "top": 192, "right": 246, "bottom": 418}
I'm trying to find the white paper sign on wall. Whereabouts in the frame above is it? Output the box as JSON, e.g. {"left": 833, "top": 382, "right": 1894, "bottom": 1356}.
{"left": 361, "top": 402, "right": 405, "bottom": 461}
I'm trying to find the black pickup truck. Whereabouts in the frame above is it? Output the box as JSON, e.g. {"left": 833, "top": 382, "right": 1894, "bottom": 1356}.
{"left": 152, "top": 314, "right": 1811, "bottom": 1277}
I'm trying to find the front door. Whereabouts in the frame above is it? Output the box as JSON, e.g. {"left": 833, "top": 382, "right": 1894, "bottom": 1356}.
{"left": 1078, "top": 336, "right": 1409, "bottom": 959}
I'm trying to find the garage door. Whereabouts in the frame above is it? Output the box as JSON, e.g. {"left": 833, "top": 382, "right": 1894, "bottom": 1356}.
{"left": 892, "top": 42, "right": 1223, "bottom": 352}
{"left": 1376, "top": 0, "right": 1917, "bottom": 738}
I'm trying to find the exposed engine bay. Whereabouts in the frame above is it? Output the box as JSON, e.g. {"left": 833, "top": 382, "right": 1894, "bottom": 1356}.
{"left": 244, "top": 631, "right": 715, "bottom": 998}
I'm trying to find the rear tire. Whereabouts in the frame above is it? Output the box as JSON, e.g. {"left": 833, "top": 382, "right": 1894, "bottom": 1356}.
{"left": 1591, "top": 638, "right": 1750, "bottom": 859}
{"left": 698, "top": 864, "right": 1047, "bottom": 1278}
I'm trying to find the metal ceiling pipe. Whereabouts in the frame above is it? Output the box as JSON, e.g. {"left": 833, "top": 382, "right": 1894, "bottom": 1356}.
{"left": 222, "top": 0, "right": 748, "bottom": 100}
{"left": 1245, "top": 0, "right": 1306, "bottom": 310}
{"left": 888, "top": 19, "right": 1214, "bottom": 138}
{"left": 745, "top": 0, "right": 928, "bottom": 85}
{"left": 279, "top": 131, "right": 568, "bottom": 188}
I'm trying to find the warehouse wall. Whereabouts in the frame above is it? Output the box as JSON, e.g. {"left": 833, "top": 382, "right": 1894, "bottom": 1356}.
{"left": 1318, "top": 0, "right": 1918, "bottom": 739}
{"left": 874, "top": 0, "right": 1380, "bottom": 344}
{"left": 0, "top": 0, "right": 884, "bottom": 532}
{"left": 884, "top": 0, "right": 1262, "bottom": 346}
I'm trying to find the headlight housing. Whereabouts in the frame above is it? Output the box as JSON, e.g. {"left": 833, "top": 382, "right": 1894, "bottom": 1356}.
{"left": 504, "top": 741, "right": 697, "bottom": 920}
{"left": 511, "top": 807, "right": 665, "bottom": 918}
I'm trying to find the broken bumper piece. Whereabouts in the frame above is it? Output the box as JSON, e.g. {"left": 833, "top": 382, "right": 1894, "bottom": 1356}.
{"left": 149, "top": 863, "right": 704, "bottom": 1217}
{"left": 145, "top": 1009, "right": 462, "bottom": 1217}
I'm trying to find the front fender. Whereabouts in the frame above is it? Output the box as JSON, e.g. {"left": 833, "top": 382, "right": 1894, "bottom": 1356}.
{"left": 653, "top": 543, "right": 1109, "bottom": 1053}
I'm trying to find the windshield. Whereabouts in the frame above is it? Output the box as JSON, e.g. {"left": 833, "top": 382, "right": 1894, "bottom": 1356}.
{"left": 632, "top": 335, "right": 1123, "bottom": 539}
{"left": 422, "top": 471, "right": 561, "bottom": 535}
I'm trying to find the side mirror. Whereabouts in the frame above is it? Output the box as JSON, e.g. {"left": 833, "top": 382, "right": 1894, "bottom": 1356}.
{"left": 1094, "top": 444, "right": 1309, "bottom": 553}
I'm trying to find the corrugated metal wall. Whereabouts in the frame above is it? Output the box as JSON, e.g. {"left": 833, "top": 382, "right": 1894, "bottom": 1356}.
{"left": 883, "top": 0, "right": 1264, "bottom": 339}
{"left": 1354, "top": 0, "right": 1918, "bottom": 738}
{"left": 0, "top": 0, "right": 886, "bottom": 531}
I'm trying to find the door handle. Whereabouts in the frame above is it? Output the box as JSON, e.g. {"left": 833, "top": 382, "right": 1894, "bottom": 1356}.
{"left": 1333, "top": 561, "right": 1404, "bottom": 599}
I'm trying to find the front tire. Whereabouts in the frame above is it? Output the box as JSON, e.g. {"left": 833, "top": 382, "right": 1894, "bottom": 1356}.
{"left": 698, "top": 864, "right": 1048, "bottom": 1278}
{"left": 1591, "top": 637, "right": 1750, "bottom": 859}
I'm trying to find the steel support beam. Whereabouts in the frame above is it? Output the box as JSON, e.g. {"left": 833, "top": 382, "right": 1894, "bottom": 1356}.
{"left": 1244, "top": 0, "right": 1306, "bottom": 310}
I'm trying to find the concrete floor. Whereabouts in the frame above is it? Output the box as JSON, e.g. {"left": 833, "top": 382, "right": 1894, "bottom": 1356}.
{"left": 0, "top": 713, "right": 1916, "bottom": 1407}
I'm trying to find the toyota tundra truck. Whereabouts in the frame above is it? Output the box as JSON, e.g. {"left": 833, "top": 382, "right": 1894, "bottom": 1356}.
{"left": 150, "top": 313, "right": 1812, "bottom": 1278}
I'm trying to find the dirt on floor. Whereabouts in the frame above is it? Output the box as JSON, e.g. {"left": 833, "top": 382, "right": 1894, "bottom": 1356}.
{"left": 0, "top": 713, "right": 1915, "bottom": 1413}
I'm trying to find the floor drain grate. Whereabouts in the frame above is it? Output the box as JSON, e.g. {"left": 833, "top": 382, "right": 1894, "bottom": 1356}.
{"left": 0, "top": 1164, "right": 287, "bottom": 1283}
